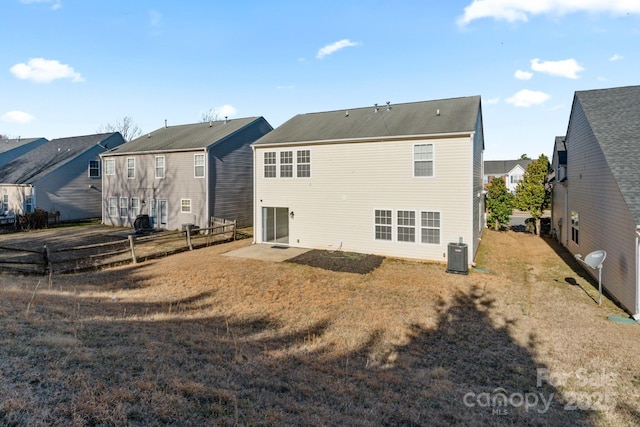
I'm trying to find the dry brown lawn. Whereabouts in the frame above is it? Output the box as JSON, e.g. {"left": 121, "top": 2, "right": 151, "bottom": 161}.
{"left": 1, "top": 229, "right": 639, "bottom": 426}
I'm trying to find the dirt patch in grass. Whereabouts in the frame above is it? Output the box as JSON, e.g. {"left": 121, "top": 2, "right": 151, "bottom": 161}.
{"left": 1, "top": 229, "right": 639, "bottom": 426}
{"left": 286, "top": 249, "right": 384, "bottom": 274}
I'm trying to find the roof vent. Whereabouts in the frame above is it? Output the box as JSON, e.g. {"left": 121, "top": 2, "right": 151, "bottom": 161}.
{"left": 224, "top": 116, "right": 228, "bottom": 124}
{"left": 374, "top": 103, "right": 379, "bottom": 113}
{"left": 209, "top": 120, "right": 212, "bottom": 127}
{"left": 148, "top": 133, "right": 151, "bottom": 138}
{"left": 164, "top": 119, "right": 168, "bottom": 128}
{"left": 436, "top": 109, "right": 440, "bottom": 116}
{"left": 386, "top": 101, "right": 391, "bottom": 111}
{"left": 345, "top": 110, "right": 349, "bottom": 117}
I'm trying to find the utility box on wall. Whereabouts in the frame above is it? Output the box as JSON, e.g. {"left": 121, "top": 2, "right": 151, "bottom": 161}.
{"left": 446, "top": 242, "right": 468, "bottom": 275}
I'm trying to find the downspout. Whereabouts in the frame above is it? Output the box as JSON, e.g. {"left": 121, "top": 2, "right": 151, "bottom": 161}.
{"left": 252, "top": 144, "right": 257, "bottom": 245}
{"left": 635, "top": 228, "right": 640, "bottom": 320}
{"left": 204, "top": 147, "right": 209, "bottom": 229}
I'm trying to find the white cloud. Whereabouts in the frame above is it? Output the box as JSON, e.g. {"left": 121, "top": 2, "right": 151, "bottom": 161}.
{"left": 1, "top": 111, "right": 35, "bottom": 124}
{"left": 316, "top": 39, "right": 360, "bottom": 59}
{"left": 10, "top": 58, "right": 84, "bottom": 83}
{"left": 514, "top": 70, "right": 533, "bottom": 80}
{"left": 20, "top": 0, "right": 61, "bottom": 10}
{"left": 530, "top": 58, "right": 584, "bottom": 79}
{"left": 610, "top": 53, "right": 624, "bottom": 61}
{"left": 484, "top": 97, "right": 500, "bottom": 105}
{"left": 506, "top": 89, "right": 551, "bottom": 107}
{"left": 458, "top": 0, "right": 640, "bottom": 26}
{"left": 218, "top": 104, "right": 237, "bottom": 118}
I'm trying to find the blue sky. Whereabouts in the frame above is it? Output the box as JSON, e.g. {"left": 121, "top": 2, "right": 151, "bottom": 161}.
{"left": 2, "top": 0, "right": 639, "bottom": 160}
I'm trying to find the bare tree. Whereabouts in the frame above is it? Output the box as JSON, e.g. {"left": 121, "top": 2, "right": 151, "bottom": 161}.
{"left": 97, "top": 116, "right": 142, "bottom": 141}
{"left": 200, "top": 108, "right": 218, "bottom": 123}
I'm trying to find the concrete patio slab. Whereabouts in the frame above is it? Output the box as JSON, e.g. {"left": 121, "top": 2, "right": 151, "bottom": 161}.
{"left": 223, "top": 244, "right": 310, "bottom": 262}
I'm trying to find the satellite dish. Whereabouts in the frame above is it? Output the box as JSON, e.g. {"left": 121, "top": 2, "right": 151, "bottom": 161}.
{"left": 584, "top": 250, "right": 606, "bottom": 269}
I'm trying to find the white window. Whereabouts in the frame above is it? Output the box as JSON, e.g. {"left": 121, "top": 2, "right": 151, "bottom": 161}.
{"left": 155, "top": 156, "right": 165, "bottom": 179}
{"left": 297, "top": 150, "right": 311, "bottom": 177}
{"left": 181, "top": 199, "right": 191, "bottom": 213}
{"left": 194, "top": 154, "right": 205, "bottom": 178}
{"left": 280, "top": 151, "right": 293, "bottom": 178}
{"left": 264, "top": 152, "right": 276, "bottom": 178}
{"left": 119, "top": 197, "right": 128, "bottom": 217}
{"left": 571, "top": 211, "right": 579, "bottom": 244}
{"left": 375, "top": 209, "right": 392, "bottom": 241}
{"left": 25, "top": 195, "right": 33, "bottom": 213}
{"left": 397, "top": 210, "right": 416, "bottom": 242}
{"left": 421, "top": 211, "right": 441, "bottom": 244}
{"left": 127, "top": 158, "right": 135, "bottom": 179}
{"left": 105, "top": 159, "right": 115, "bottom": 175}
{"left": 88, "top": 160, "right": 100, "bottom": 178}
{"left": 414, "top": 144, "right": 433, "bottom": 177}
{"left": 510, "top": 175, "right": 523, "bottom": 184}
{"left": 2, "top": 194, "right": 8, "bottom": 212}
{"left": 108, "top": 197, "right": 117, "bottom": 217}
{"left": 131, "top": 197, "right": 140, "bottom": 217}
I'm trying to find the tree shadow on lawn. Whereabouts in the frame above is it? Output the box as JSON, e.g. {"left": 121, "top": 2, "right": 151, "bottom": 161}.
{"left": 0, "top": 284, "right": 601, "bottom": 426}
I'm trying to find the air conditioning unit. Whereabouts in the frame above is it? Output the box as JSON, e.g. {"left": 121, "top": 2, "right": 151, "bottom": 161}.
{"left": 446, "top": 242, "right": 468, "bottom": 275}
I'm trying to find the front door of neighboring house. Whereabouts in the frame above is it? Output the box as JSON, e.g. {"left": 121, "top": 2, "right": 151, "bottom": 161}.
{"left": 262, "top": 207, "right": 289, "bottom": 245}
{"left": 159, "top": 200, "right": 168, "bottom": 228}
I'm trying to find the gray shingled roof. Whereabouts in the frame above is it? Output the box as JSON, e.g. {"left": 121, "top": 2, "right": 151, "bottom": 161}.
{"left": 0, "top": 133, "right": 118, "bottom": 184}
{"left": 108, "top": 117, "right": 263, "bottom": 155}
{"left": 484, "top": 159, "right": 533, "bottom": 175}
{"left": 0, "top": 137, "right": 47, "bottom": 154}
{"left": 253, "top": 96, "right": 481, "bottom": 145}
{"left": 575, "top": 85, "right": 640, "bottom": 225}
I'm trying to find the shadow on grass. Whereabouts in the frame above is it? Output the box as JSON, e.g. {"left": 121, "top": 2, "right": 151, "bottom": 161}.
{"left": 0, "top": 284, "right": 602, "bottom": 426}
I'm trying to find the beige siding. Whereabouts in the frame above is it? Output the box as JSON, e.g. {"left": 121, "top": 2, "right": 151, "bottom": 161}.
{"left": 255, "top": 136, "right": 475, "bottom": 262}
{"left": 102, "top": 151, "right": 207, "bottom": 230}
{"left": 565, "top": 100, "right": 638, "bottom": 315}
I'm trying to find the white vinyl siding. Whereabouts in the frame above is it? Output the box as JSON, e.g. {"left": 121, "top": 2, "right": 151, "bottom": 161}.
{"left": 105, "top": 159, "right": 115, "bottom": 175}
{"left": 194, "top": 154, "right": 205, "bottom": 178}
{"left": 127, "top": 158, "right": 135, "bottom": 179}
{"left": 155, "top": 156, "right": 165, "bottom": 179}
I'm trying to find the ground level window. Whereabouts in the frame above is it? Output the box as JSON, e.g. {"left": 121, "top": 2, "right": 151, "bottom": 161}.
{"left": 375, "top": 209, "right": 392, "bottom": 240}
{"left": 181, "top": 199, "right": 191, "bottom": 213}
{"left": 571, "top": 211, "right": 579, "bottom": 244}
{"left": 421, "top": 211, "right": 441, "bottom": 244}
{"left": 109, "top": 197, "right": 117, "bottom": 217}
{"left": 131, "top": 197, "right": 140, "bottom": 217}
{"left": 397, "top": 210, "right": 416, "bottom": 242}
{"left": 119, "top": 197, "right": 128, "bottom": 218}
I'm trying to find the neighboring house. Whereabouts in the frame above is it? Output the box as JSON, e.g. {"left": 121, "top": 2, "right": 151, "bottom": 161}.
{"left": 0, "top": 133, "right": 125, "bottom": 221}
{"left": 483, "top": 159, "right": 533, "bottom": 193}
{"left": 550, "top": 85, "right": 640, "bottom": 319}
{"left": 252, "top": 96, "right": 485, "bottom": 265}
{"left": 101, "top": 117, "right": 272, "bottom": 231}
{"left": 0, "top": 137, "right": 48, "bottom": 168}
{"left": 549, "top": 136, "right": 567, "bottom": 239}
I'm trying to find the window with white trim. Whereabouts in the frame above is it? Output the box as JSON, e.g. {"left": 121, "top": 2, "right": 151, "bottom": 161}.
{"left": 25, "top": 195, "right": 33, "bottom": 213}
{"left": 194, "top": 154, "right": 205, "bottom": 178}
{"left": 264, "top": 152, "right": 276, "bottom": 178}
{"left": 181, "top": 199, "right": 191, "bottom": 213}
{"left": 571, "top": 211, "right": 579, "bottom": 244}
{"left": 421, "top": 211, "right": 441, "bottom": 244}
{"left": 397, "top": 210, "right": 416, "bottom": 242}
{"left": 105, "top": 159, "right": 115, "bottom": 175}
{"left": 155, "top": 156, "right": 165, "bottom": 179}
{"left": 119, "top": 197, "right": 128, "bottom": 217}
{"left": 1, "top": 194, "right": 7, "bottom": 213}
{"left": 127, "top": 158, "right": 135, "bottom": 179}
{"left": 375, "top": 210, "right": 392, "bottom": 241}
{"left": 131, "top": 197, "right": 140, "bottom": 217}
{"left": 414, "top": 144, "right": 433, "bottom": 177}
{"left": 88, "top": 160, "right": 100, "bottom": 178}
{"left": 108, "top": 197, "right": 117, "bottom": 217}
{"left": 297, "top": 150, "right": 311, "bottom": 177}
{"left": 280, "top": 151, "right": 293, "bottom": 178}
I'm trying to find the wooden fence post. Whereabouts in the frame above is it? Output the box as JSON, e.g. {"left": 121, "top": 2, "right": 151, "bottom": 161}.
{"left": 233, "top": 220, "right": 237, "bottom": 240}
{"left": 186, "top": 226, "right": 193, "bottom": 250}
{"left": 128, "top": 235, "right": 137, "bottom": 264}
{"left": 44, "top": 244, "right": 53, "bottom": 288}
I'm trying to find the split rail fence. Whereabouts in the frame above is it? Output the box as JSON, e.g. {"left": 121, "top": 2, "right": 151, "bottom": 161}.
{"left": 0, "top": 218, "right": 236, "bottom": 276}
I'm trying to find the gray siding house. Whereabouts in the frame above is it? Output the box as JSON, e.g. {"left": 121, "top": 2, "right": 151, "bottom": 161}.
{"left": 0, "top": 137, "right": 48, "bottom": 168}
{"left": 0, "top": 133, "right": 125, "bottom": 221}
{"left": 101, "top": 117, "right": 272, "bottom": 231}
{"left": 252, "top": 97, "right": 485, "bottom": 264}
{"left": 550, "top": 85, "right": 640, "bottom": 319}
{"left": 483, "top": 159, "right": 533, "bottom": 193}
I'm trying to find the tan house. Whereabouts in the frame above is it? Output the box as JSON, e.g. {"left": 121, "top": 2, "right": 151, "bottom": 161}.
{"left": 252, "top": 97, "right": 485, "bottom": 264}
{"left": 550, "top": 85, "right": 640, "bottom": 319}
{"left": 101, "top": 117, "right": 272, "bottom": 231}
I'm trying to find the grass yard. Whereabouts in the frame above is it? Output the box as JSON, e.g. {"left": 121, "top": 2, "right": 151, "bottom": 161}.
{"left": 0, "top": 230, "right": 639, "bottom": 426}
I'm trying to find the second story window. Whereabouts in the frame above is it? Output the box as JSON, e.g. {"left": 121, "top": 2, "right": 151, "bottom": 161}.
{"left": 194, "top": 154, "right": 205, "bottom": 178}
{"left": 88, "top": 160, "right": 100, "bottom": 178}
{"left": 127, "top": 158, "right": 135, "bottom": 179}
{"left": 155, "top": 156, "right": 165, "bottom": 179}
{"left": 414, "top": 144, "right": 433, "bottom": 177}
{"left": 264, "top": 152, "right": 276, "bottom": 178}
{"left": 280, "top": 151, "right": 293, "bottom": 177}
{"left": 297, "top": 150, "right": 311, "bottom": 177}
{"left": 105, "top": 158, "right": 115, "bottom": 175}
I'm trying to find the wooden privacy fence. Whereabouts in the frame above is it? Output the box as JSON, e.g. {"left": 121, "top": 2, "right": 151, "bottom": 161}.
{"left": 0, "top": 220, "right": 237, "bottom": 275}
